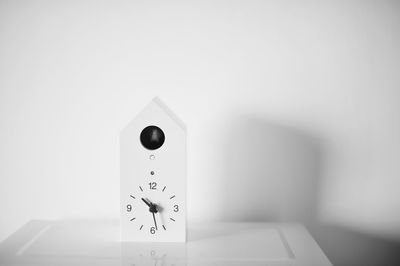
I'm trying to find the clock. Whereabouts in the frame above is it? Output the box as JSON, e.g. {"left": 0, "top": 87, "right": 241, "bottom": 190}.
{"left": 120, "top": 98, "right": 186, "bottom": 242}
{"left": 124, "top": 180, "right": 182, "bottom": 237}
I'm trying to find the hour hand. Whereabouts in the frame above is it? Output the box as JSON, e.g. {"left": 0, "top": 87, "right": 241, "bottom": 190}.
{"left": 141, "top": 198, "right": 152, "bottom": 207}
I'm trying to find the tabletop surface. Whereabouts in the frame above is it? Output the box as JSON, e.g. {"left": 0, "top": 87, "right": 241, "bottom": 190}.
{"left": 0, "top": 220, "right": 332, "bottom": 266}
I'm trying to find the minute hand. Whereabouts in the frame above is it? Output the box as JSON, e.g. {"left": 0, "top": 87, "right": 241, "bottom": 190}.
{"left": 152, "top": 212, "right": 158, "bottom": 230}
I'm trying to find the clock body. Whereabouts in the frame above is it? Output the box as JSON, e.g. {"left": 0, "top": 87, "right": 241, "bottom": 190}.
{"left": 120, "top": 98, "right": 186, "bottom": 242}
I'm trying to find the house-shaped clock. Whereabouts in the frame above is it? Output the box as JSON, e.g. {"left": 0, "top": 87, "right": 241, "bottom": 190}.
{"left": 120, "top": 97, "right": 186, "bottom": 242}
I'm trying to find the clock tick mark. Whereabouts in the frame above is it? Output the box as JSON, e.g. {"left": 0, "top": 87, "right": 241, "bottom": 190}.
{"left": 162, "top": 186, "right": 166, "bottom": 192}
{"left": 170, "top": 195, "right": 175, "bottom": 199}
{"left": 162, "top": 225, "right": 166, "bottom": 230}
{"left": 139, "top": 186, "right": 143, "bottom": 191}
{"left": 130, "top": 195, "right": 136, "bottom": 199}
{"left": 139, "top": 225, "right": 143, "bottom": 230}
{"left": 169, "top": 218, "right": 175, "bottom": 222}
{"left": 130, "top": 217, "right": 136, "bottom": 221}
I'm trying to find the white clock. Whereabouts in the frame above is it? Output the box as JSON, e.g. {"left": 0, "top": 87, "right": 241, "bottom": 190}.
{"left": 120, "top": 97, "right": 186, "bottom": 242}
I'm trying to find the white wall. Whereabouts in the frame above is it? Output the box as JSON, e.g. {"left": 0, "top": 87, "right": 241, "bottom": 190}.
{"left": 1, "top": 0, "right": 400, "bottom": 264}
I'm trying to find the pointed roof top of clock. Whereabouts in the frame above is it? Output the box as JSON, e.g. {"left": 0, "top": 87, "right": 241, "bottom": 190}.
{"left": 150, "top": 97, "right": 186, "bottom": 130}
{"left": 121, "top": 97, "right": 186, "bottom": 134}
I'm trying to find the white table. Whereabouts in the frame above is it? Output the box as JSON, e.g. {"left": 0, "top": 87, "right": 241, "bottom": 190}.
{"left": 0, "top": 220, "right": 331, "bottom": 265}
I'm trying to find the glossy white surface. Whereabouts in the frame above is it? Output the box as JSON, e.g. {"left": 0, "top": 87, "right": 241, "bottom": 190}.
{"left": 0, "top": 220, "right": 331, "bottom": 265}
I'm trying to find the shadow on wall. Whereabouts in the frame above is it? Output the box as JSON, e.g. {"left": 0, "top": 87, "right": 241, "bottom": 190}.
{"left": 220, "top": 115, "right": 322, "bottom": 225}
{"left": 219, "top": 115, "right": 400, "bottom": 266}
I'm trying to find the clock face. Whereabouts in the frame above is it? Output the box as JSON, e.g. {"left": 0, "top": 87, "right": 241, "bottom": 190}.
{"left": 125, "top": 181, "right": 182, "bottom": 237}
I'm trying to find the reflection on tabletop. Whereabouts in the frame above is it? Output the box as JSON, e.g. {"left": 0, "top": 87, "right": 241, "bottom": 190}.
{"left": 0, "top": 220, "right": 331, "bottom": 266}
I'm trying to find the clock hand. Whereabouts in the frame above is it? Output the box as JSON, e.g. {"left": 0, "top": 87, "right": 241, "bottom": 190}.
{"left": 141, "top": 197, "right": 152, "bottom": 207}
{"left": 152, "top": 212, "right": 158, "bottom": 230}
{"left": 142, "top": 198, "right": 158, "bottom": 212}
{"left": 142, "top": 197, "right": 159, "bottom": 230}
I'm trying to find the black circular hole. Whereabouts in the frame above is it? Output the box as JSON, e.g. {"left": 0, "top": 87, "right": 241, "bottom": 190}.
{"left": 140, "top": 125, "right": 165, "bottom": 150}
{"left": 150, "top": 171, "right": 155, "bottom": 175}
